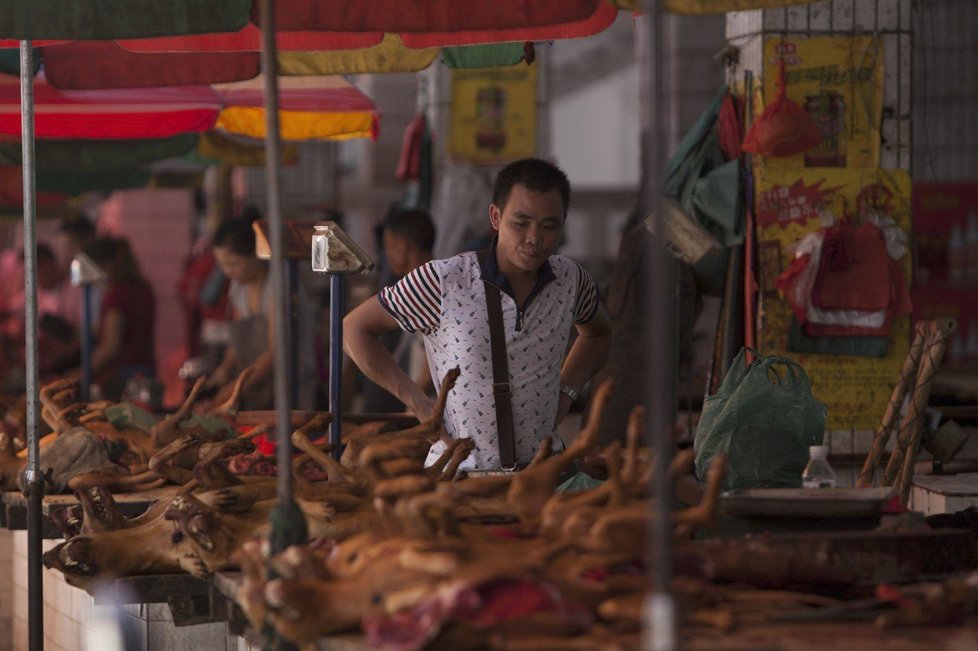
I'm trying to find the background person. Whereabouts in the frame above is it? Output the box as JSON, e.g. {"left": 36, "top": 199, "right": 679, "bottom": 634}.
{"left": 82, "top": 237, "right": 156, "bottom": 401}
{"left": 208, "top": 218, "right": 316, "bottom": 411}
{"left": 344, "top": 158, "right": 613, "bottom": 470}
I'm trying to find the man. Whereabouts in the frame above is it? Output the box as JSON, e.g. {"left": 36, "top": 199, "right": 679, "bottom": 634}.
{"left": 361, "top": 208, "right": 436, "bottom": 413}
{"left": 344, "top": 158, "right": 613, "bottom": 470}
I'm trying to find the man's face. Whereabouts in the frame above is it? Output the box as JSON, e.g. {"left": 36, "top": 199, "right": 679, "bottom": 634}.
{"left": 382, "top": 230, "right": 411, "bottom": 277}
{"left": 489, "top": 184, "right": 564, "bottom": 275}
{"left": 36, "top": 259, "right": 61, "bottom": 290}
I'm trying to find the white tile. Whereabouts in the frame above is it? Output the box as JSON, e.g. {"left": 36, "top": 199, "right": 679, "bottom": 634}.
{"left": 763, "top": 7, "right": 786, "bottom": 30}
{"left": 832, "top": 0, "right": 855, "bottom": 31}
{"left": 808, "top": 1, "right": 832, "bottom": 30}
{"left": 853, "top": 0, "right": 877, "bottom": 30}
{"left": 786, "top": 4, "right": 809, "bottom": 31}
{"left": 877, "top": 0, "right": 900, "bottom": 30}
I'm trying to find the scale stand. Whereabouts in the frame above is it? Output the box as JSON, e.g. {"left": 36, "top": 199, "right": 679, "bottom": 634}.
{"left": 311, "top": 221, "right": 373, "bottom": 459}
{"left": 69, "top": 253, "right": 107, "bottom": 402}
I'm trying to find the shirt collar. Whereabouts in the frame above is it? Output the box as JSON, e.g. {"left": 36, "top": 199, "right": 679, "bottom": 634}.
{"left": 477, "top": 236, "right": 556, "bottom": 301}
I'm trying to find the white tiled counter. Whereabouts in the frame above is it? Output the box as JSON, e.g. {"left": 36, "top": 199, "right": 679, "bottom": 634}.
{"left": 910, "top": 473, "right": 978, "bottom": 516}
{"left": 9, "top": 531, "right": 241, "bottom": 651}
{"left": 0, "top": 529, "right": 12, "bottom": 651}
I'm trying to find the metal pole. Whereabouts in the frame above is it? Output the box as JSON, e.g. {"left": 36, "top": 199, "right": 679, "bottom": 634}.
{"left": 80, "top": 284, "right": 92, "bottom": 402}
{"left": 259, "top": 0, "right": 293, "bottom": 507}
{"left": 642, "top": 3, "right": 677, "bottom": 651}
{"left": 329, "top": 274, "right": 343, "bottom": 460}
{"left": 20, "top": 41, "right": 44, "bottom": 651}
{"left": 286, "top": 259, "right": 298, "bottom": 408}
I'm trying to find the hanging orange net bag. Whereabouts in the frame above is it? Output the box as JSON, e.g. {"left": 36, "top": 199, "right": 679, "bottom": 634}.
{"left": 742, "top": 56, "right": 821, "bottom": 158}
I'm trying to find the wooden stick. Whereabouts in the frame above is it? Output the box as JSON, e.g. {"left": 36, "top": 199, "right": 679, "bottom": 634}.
{"left": 895, "top": 318, "right": 955, "bottom": 505}
{"left": 856, "top": 320, "right": 929, "bottom": 487}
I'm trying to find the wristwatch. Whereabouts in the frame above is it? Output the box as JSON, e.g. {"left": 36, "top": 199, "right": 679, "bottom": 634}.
{"left": 559, "top": 384, "right": 579, "bottom": 401}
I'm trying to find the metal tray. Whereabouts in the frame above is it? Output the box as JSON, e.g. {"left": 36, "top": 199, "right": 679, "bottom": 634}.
{"left": 720, "top": 487, "right": 897, "bottom": 519}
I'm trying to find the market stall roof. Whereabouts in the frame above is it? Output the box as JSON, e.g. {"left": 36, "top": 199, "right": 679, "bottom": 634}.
{"left": 214, "top": 74, "right": 379, "bottom": 141}
{"left": 0, "top": 72, "right": 222, "bottom": 139}
{"left": 115, "top": 1, "right": 616, "bottom": 51}
{"left": 0, "top": 0, "right": 251, "bottom": 40}
{"left": 40, "top": 42, "right": 262, "bottom": 90}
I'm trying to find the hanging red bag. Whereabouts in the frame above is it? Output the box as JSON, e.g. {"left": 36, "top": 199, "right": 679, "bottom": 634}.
{"left": 742, "top": 56, "right": 821, "bottom": 158}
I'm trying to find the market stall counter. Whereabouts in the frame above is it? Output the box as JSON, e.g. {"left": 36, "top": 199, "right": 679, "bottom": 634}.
{"left": 1, "top": 487, "right": 174, "bottom": 539}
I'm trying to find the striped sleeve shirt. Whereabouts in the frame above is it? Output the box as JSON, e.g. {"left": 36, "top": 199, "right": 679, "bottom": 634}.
{"left": 378, "top": 260, "right": 442, "bottom": 334}
{"left": 573, "top": 263, "right": 599, "bottom": 325}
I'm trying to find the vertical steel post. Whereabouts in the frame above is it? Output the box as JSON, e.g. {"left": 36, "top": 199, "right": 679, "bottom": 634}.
{"left": 259, "top": 0, "right": 293, "bottom": 507}
{"left": 286, "top": 259, "right": 299, "bottom": 408}
{"left": 642, "top": 3, "right": 677, "bottom": 651}
{"left": 19, "top": 41, "right": 44, "bottom": 651}
{"left": 80, "top": 284, "right": 92, "bottom": 402}
{"left": 329, "top": 274, "right": 343, "bottom": 460}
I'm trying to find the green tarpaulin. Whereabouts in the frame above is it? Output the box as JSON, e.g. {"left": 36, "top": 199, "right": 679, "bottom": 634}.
{"left": 0, "top": 0, "right": 251, "bottom": 40}
{"left": 0, "top": 134, "right": 198, "bottom": 171}
{"left": 441, "top": 43, "right": 528, "bottom": 69}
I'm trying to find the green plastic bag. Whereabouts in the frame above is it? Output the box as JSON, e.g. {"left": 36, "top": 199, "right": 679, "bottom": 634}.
{"left": 694, "top": 348, "right": 826, "bottom": 490}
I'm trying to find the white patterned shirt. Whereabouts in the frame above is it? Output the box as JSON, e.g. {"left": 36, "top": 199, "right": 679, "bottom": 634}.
{"left": 378, "top": 244, "right": 598, "bottom": 470}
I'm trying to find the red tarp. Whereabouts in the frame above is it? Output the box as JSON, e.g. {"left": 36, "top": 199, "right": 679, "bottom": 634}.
{"left": 41, "top": 42, "right": 261, "bottom": 90}
{"left": 0, "top": 73, "right": 222, "bottom": 139}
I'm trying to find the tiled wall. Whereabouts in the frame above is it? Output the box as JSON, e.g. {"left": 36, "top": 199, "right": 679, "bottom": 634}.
{"left": 8, "top": 531, "right": 243, "bottom": 651}
{"left": 0, "top": 530, "right": 11, "bottom": 651}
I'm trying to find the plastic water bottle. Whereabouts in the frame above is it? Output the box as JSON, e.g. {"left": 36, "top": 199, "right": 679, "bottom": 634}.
{"left": 802, "top": 445, "right": 836, "bottom": 488}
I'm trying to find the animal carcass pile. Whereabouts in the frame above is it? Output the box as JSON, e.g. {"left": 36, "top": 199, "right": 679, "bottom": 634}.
{"left": 40, "top": 370, "right": 723, "bottom": 650}
{"left": 0, "top": 369, "right": 272, "bottom": 493}
{"left": 41, "top": 368, "right": 978, "bottom": 650}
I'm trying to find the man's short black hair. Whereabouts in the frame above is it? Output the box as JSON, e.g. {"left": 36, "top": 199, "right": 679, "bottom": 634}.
{"left": 385, "top": 208, "right": 436, "bottom": 253}
{"left": 491, "top": 158, "right": 571, "bottom": 217}
{"left": 58, "top": 216, "right": 96, "bottom": 241}
{"left": 19, "top": 243, "right": 56, "bottom": 265}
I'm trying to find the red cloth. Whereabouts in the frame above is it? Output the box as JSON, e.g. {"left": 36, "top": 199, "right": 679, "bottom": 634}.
{"left": 99, "top": 281, "right": 156, "bottom": 377}
{"left": 811, "top": 222, "right": 891, "bottom": 311}
{"left": 396, "top": 113, "right": 426, "bottom": 182}
{"left": 718, "top": 92, "right": 743, "bottom": 161}
{"left": 804, "top": 258, "right": 913, "bottom": 336}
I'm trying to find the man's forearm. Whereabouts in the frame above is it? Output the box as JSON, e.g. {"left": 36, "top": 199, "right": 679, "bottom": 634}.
{"left": 344, "top": 326, "right": 430, "bottom": 417}
{"left": 559, "top": 329, "right": 612, "bottom": 393}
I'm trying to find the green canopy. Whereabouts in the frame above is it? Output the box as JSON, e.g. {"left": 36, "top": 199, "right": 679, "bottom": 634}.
{"left": 441, "top": 43, "right": 528, "bottom": 69}
{"left": 0, "top": 134, "right": 199, "bottom": 171}
{"left": 0, "top": 46, "right": 39, "bottom": 75}
{"left": 0, "top": 0, "right": 250, "bottom": 40}
{"left": 36, "top": 168, "right": 151, "bottom": 195}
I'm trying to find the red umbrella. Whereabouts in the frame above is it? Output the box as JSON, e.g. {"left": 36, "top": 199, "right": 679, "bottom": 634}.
{"left": 0, "top": 72, "right": 222, "bottom": 138}
{"left": 116, "top": 1, "right": 616, "bottom": 51}
{"left": 41, "top": 41, "right": 261, "bottom": 90}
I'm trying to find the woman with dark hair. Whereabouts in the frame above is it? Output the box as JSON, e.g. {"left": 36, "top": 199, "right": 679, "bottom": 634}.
{"left": 83, "top": 237, "right": 156, "bottom": 400}
{"left": 208, "top": 218, "right": 316, "bottom": 410}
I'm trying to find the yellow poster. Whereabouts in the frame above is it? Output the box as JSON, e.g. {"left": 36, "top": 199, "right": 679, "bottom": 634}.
{"left": 761, "top": 35, "right": 883, "bottom": 169}
{"left": 449, "top": 64, "right": 536, "bottom": 165}
{"left": 755, "top": 167, "right": 912, "bottom": 431}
